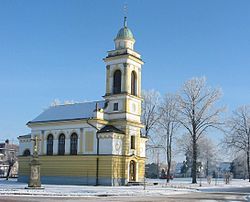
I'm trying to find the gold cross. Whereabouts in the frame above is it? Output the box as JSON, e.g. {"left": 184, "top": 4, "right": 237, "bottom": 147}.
{"left": 124, "top": 3, "right": 128, "bottom": 17}
{"left": 123, "top": 4, "right": 128, "bottom": 27}
{"left": 31, "top": 135, "right": 41, "bottom": 156}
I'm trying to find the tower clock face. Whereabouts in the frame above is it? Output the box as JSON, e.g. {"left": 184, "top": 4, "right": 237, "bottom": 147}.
{"left": 115, "top": 141, "right": 121, "bottom": 151}
{"left": 132, "top": 103, "right": 137, "bottom": 113}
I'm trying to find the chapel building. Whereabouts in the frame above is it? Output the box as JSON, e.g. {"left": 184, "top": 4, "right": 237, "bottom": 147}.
{"left": 18, "top": 17, "right": 147, "bottom": 186}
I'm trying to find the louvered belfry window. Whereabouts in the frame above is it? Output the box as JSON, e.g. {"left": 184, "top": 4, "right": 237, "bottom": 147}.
{"left": 113, "top": 70, "right": 121, "bottom": 94}
{"left": 131, "top": 71, "right": 137, "bottom": 96}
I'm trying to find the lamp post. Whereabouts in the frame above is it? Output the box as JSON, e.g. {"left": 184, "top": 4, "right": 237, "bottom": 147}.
{"left": 198, "top": 164, "right": 203, "bottom": 187}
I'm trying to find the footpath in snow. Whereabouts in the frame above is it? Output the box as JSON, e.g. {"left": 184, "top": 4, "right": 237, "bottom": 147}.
{"left": 0, "top": 178, "right": 249, "bottom": 197}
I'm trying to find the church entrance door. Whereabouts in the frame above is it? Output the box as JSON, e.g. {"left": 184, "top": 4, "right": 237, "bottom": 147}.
{"left": 129, "top": 160, "right": 136, "bottom": 182}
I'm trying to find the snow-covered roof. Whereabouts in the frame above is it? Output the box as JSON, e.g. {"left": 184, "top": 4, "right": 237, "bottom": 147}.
{"left": 28, "top": 100, "right": 106, "bottom": 124}
{"left": 98, "top": 125, "right": 125, "bottom": 134}
{"left": 18, "top": 134, "right": 31, "bottom": 139}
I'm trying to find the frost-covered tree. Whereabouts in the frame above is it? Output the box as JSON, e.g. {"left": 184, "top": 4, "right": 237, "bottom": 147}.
{"left": 158, "top": 93, "right": 180, "bottom": 182}
{"left": 177, "top": 77, "right": 224, "bottom": 183}
{"left": 231, "top": 152, "right": 248, "bottom": 179}
{"left": 224, "top": 105, "right": 250, "bottom": 182}
{"left": 141, "top": 90, "right": 163, "bottom": 177}
{"left": 176, "top": 134, "right": 218, "bottom": 177}
{"left": 141, "top": 90, "right": 161, "bottom": 139}
{"left": 197, "top": 136, "right": 218, "bottom": 177}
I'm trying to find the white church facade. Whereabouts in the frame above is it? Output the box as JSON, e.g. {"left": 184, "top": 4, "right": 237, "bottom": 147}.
{"left": 18, "top": 17, "right": 147, "bottom": 186}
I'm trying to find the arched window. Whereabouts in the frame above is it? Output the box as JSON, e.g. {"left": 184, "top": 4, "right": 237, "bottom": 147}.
{"left": 70, "top": 133, "right": 78, "bottom": 155}
{"left": 47, "top": 134, "right": 53, "bottom": 155}
{"left": 113, "top": 70, "right": 121, "bottom": 94}
{"left": 23, "top": 149, "right": 30, "bottom": 156}
{"left": 131, "top": 71, "right": 137, "bottom": 96}
{"left": 58, "top": 134, "right": 65, "bottom": 155}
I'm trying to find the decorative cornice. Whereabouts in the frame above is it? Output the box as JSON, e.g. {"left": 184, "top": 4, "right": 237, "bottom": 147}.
{"left": 104, "top": 54, "right": 144, "bottom": 65}
{"left": 98, "top": 132, "right": 124, "bottom": 139}
{"left": 103, "top": 92, "right": 142, "bottom": 100}
{"left": 28, "top": 118, "right": 108, "bottom": 128}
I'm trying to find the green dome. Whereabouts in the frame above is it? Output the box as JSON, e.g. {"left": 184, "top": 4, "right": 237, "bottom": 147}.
{"left": 115, "top": 27, "right": 134, "bottom": 40}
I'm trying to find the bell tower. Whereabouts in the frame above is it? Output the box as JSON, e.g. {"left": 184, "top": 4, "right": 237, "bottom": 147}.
{"left": 103, "top": 17, "right": 144, "bottom": 124}
{"left": 103, "top": 17, "right": 146, "bottom": 184}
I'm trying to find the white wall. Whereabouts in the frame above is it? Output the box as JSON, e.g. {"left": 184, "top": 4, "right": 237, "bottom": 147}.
{"left": 18, "top": 138, "right": 32, "bottom": 156}
{"left": 26, "top": 121, "right": 99, "bottom": 156}
{"left": 98, "top": 133, "right": 124, "bottom": 155}
{"left": 99, "top": 138, "right": 112, "bottom": 154}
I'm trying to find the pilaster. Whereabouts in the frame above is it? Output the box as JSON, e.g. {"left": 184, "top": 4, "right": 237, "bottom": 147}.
{"left": 79, "top": 128, "right": 84, "bottom": 154}
{"left": 65, "top": 138, "right": 70, "bottom": 154}
{"left": 53, "top": 140, "right": 58, "bottom": 155}
{"left": 41, "top": 131, "right": 45, "bottom": 155}
{"left": 106, "top": 65, "right": 110, "bottom": 95}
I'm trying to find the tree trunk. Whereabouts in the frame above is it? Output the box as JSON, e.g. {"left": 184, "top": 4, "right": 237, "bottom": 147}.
{"left": 206, "top": 159, "right": 209, "bottom": 177}
{"left": 247, "top": 150, "right": 250, "bottom": 182}
{"left": 166, "top": 130, "right": 171, "bottom": 183}
{"left": 166, "top": 160, "right": 171, "bottom": 183}
{"left": 192, "top": 136, "right": 197, "bottom": 184}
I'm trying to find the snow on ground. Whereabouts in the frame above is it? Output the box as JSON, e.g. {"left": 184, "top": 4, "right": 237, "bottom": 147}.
{"left": 0, "top": 178, "right": 249, "bottom": 197}
{"left": 0, "top": 178, "right": 194, "bottom": 197}
{"left": 147, "top": 178, "right": 250, "bottom": 190}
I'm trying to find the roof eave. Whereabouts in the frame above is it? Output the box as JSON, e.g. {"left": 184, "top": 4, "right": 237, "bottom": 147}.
{"left": 27, "top": 117, "right": 92, "bottom": 125}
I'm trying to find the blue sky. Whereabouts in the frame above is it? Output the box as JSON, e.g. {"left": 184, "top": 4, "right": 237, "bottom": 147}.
{"left": 0, "top": 0, "right": 249, "bottom": 143}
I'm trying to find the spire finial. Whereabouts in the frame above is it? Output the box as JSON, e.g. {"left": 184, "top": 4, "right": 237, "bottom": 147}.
{"left": 124, "top": 16, "right": 127, "bottom": 27}
{"left": 123, "top": 4, "right": 128, "bottom": 27}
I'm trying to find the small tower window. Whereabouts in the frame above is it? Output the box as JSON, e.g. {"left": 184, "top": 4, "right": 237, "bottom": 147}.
{"left": 47, "top": 134, "right": 53, "bottom": 155}
{"left": 70, "top": 133, "right": 78, "bottom": 155}
{"left": 131, "top": 136, "right": 135, "bottom": 149}
{"left": 113, "top": 70, "right": 121, "bottom": 94}
{"left": 113, "top": 103, "right": 119, "bottom": 111}
{"left": 58, "top": 134, "right": 65, "bottom": 155}
{"left": 131, "top": 71, "right": 137, "bottom": 96}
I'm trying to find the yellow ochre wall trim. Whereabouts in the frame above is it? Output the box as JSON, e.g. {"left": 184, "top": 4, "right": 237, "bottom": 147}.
{"left": 18, "top": 155, "right": 145, "bottom": 179}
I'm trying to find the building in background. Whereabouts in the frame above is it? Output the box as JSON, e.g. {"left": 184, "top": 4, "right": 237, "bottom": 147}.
{"left": 0, "top": 139, "right": 18, "bottom": 178}
{"left": 18, "top": 17, "right": 147, "bottom": 186}
{"left": 231, "top": 153, "right": 247, "bottom": 179}
{"left": 218, "top": 162, "right": 232, "bottom": 175}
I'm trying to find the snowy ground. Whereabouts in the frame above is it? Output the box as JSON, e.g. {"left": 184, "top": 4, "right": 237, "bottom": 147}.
{"left": 0, "top": 178, "right": 249, "bottom": 197}
{"left": 147, "top": 177, "right": 250, "bottom": 190}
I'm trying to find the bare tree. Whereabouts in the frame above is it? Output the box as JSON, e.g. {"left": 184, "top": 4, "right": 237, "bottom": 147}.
{"left": 231, "top": 151, "right": 248, "bottom": 179}
{"left": 158, "top": 94, "right": 180, "bottom": 183}
{"left": 177, "top": 77, "right": 224, "bottom": 183}
{"left": 197, "top": 136, "right": 218, "bottom": 177}
{"left": 141, "top": 90, "right": 161, "bottom": 145}
{"left": 141, "top": 90, "right": 162, "bottom": 179}
{"left": 224, "top": 105, "right": 250, "bottom": 182}
{"left": 176, "top": 134, "right": 218, "bottom": 177}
